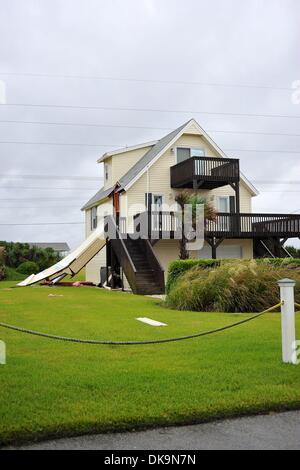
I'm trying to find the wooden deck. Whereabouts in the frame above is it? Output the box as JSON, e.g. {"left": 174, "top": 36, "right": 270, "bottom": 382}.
{"left": 170, "top": 156, "right": 240, "bottom": 189}
{"left": 134, "top": 211, "right": 300, "bottom": 240}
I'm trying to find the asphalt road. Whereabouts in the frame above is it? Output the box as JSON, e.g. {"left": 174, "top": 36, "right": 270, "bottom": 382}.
{"left": 5, "top": 411, "right": 300, "bottom": 450}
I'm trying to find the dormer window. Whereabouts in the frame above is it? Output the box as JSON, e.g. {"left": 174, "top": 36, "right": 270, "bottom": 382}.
{"left": 176, "top": 147, "right": 205, "bottom": 164}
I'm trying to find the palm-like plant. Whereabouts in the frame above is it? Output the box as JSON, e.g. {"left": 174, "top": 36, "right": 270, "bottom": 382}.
{"left": 175, "top": 191, "right": 216, "bottom": 260}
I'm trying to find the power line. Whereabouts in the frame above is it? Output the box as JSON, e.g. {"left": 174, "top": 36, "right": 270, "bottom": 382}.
{"left": 0, "top": 174, "right": 102, "bottom": 181}
{"left": 0, "top": 140, "right": 300, "bottom": 155}
{"left": 1, "top": 174, "right": 300, "bottom": 185}
{"left": 0, "top": 222, "right": 84, "bottom": 226}
{"left": 0, "top": 71, "right": 292, "bottom": 91}
{"left": 1, "top": 119, "right": 300, "bottom": 139}
{"left": 0, "top": 206, "right": 80, "bottom": 209}
{"left": 226, "top": 149, "right": 300, "bottom": 155}
{"left": 0, "top": 141, "right": 115, "bottom": 148}
{"left": 2, "top": 102, "right": 300, "bottom": 120}
{"left": 0, "top": 197, "right": 85, "bottom": 201}
{"left": 0, "top": 186, "right": 98, "bottom": 191}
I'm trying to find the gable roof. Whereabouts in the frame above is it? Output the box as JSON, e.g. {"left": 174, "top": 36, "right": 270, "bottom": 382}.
{"left": 81, "top": 119, "right": 259, "bottom": 210}
{"left": 97, "top": 140, "right": 157, "bottom": 163}
{"left": 81, "top": 186, "right": 114, "bottom": 211}
{"left": 117, "top": 118, "right": 258, "bottom": 196}
{"left": 117, "top": 120, "right": 190, "bottom": 190}
{"left": 28, "top": 242, "right": 70, "bottom": 252}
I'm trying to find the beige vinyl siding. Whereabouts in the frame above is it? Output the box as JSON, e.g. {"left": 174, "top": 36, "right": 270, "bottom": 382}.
{"left": 126, "top": 132, "right": 253, "bottom": 215}
{"left": 190, "top": 239, "right": 253, "bottom": 259}
{"left": 152, "top": 240, "right": 180, "bottom": 281}
{"left": 85, "top": 250, "right": 106, "bottom": 285}
{"left": 85, "top": 199, "right": 113, "bottom": 283}
{"left": 111, "top": 146, "right": 153, "bottom": 185}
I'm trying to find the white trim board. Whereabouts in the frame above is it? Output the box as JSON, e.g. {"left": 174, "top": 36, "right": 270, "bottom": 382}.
{"left": 136, "top": 317, "right": 167, "bottom": 327}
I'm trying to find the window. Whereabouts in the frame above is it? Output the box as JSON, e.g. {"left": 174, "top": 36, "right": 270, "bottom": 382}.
{"left": 104, "top": 163, "right": 109, "bottom": 181}
{"left": 91, "top": 207, "right": 97, "bottom": 230}
{"left": 153, "top": 195, "right": 163, "bottom": 210}
{"left": 218, "top": 196, "right": 230, "bottom": 213}
{"left": 177, "top": 147, "right": 205, "bottom": 163}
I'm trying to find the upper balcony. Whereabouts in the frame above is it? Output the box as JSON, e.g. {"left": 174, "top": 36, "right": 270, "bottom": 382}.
{"left": 170, "top": 156, "right": 240, "bottom": 190}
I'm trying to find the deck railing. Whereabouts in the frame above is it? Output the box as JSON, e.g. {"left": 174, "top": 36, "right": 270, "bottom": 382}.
{"left": 171, "top": 156, "right": 240, "bottom": 188}
{"left": 134, "top": 211, "right": 300, "bottom": 239}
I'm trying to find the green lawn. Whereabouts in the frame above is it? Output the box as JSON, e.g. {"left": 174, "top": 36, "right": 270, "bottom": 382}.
{"left": 0, "top": 280, "right": 299, "bottom": 446}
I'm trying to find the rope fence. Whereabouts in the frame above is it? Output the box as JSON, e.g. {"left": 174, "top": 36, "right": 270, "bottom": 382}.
{"left": 0, "top": 302, "right": 282, "bottom": 346}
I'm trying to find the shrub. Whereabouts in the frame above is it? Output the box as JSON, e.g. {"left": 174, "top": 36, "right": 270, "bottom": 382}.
{"left": 257, "top": 258, "right": 300, "bottom": 269}
{"left": 0, "top": 246, "right": 5, "bottom": 264}
{"left": 285, "top": 246, "right": 300, "bottom": 258}
{"left": 166, "top": 260, "right": 300, "bottom": 313}
{"left": 16, "top": 261, "right": 39, "bottom": 275}
{"left": 0, "top": 241, "right": 61, "bottom": 270}
{"left": 166, "top": 259, "right": 221, "bottom": 293}
{"left": 0, "top": 264, "right": 6, "bottom": 281}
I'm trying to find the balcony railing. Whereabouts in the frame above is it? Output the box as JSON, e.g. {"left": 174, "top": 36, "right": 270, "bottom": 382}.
{"left": 134, "top": 211, "right": 300, "bottom": 239}
{"left": 206, "top": 213, "right": 300, "bottom": 238}
{"left": 171, "top": 156, "right": 240, "bottom": 189}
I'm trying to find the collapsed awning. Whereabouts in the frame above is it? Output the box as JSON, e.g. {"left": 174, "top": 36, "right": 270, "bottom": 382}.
{"left": 18, "top": 222, "right": 106, "bottom": 287}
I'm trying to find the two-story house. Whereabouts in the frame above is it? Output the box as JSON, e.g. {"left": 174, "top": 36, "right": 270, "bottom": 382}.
{"left": 81, "top": 119, "right": 300, "bottom": 295}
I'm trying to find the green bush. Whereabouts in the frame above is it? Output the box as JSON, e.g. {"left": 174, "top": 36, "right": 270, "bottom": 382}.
{"left": 0, "top": 264, "right": 6, "bottom": 281}
{"left": 4, "top": 267, "right": 27, "bottom": 281}
{"left": 257, "top": 258, "right": 300, "bottom": 268}
{"left": 0, "top": 241, "right": 61, "bottom": 271}
{"left": 166, "top": 260, "right": 300, "bottom": 313}
{"left": 285, "top": 246, "right": 300, "bottom": 258}
{"left": 166, "top": 258, "right": 300, "bottom": 294}
{"left": 166, "top": 259, "right": 221, "bottom": 293}
{"left": 16, "top": 261, "right": 39, "bottom": 275}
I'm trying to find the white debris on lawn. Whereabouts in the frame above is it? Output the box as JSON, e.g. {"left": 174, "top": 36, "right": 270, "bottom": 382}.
{"left": 136, "top": 317, "right": 167, "bottom": 327}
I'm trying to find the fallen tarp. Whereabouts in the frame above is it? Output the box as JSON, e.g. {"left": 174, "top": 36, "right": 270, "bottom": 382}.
{"left": 18, "top": 222, "right": 106, "bottom": 287}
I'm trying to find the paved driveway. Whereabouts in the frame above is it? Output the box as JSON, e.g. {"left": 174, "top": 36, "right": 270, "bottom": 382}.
{"left": 5, "top": 411, "right": 300, "bottom": 450}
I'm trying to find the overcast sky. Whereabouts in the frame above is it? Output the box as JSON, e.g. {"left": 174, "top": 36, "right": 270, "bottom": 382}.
{"left": 0, "top": 0, "right": 299, "bottom": 249}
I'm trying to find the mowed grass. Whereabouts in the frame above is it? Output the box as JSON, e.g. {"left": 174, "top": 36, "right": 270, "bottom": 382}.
{"left": 0, "top": 281, "right": 299, "bottom": 446}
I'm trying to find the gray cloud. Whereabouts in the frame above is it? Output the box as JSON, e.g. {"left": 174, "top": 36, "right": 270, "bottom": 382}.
{"left": 0, "top": 0, "right": 299, "bottom": 248}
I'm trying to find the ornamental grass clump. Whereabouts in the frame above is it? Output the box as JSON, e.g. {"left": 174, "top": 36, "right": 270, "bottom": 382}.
{"left": 166, "top": 260, "right": 300, "bottom": 313}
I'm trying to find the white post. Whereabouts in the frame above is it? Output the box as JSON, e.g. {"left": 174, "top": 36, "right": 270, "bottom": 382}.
{"left": 0, "top": 340, "right": 6, "bottom": 365}
{"left": 277, "top": 279, "right": 296, "bottom": 364}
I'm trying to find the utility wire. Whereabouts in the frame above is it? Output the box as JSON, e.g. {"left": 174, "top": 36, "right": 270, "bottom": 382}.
{"left": 0, "top": 174, "right": 102, "bottom": 181}
{"left": 0, "top": 140, "right": 300, "bottom": 155}
{"left": 0, "top": 71, "right": 292, "bottom": 91}
{"left": 1, "top": 119, "right": 300, "bottom": 139}
{"left": 0, "top": 186, "right": 98, "bottom": 191}
{"left": 1, "top": 102, "right": 300, "bottom": 120}
{"left": 0, "top": 222, "right": 84, "bottom": 226}
{"left": 1, "top": 174, "right": 300, "bottom": 185}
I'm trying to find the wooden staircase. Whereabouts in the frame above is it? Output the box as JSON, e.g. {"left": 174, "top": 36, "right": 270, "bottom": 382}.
{"left": 106, "top": 216, "right": 165, "bottom": 295}
{"left": 123, "top": 238, "right": 165, "bottom": 295}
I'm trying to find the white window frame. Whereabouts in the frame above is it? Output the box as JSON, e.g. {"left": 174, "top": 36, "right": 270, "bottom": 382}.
{"left": 152, "top": 194, "right": 164, "bottom": 211}
{"left": 217, "top": 196, "right": 230, "bottom": 213}
{"left": 175, "top": 146, "right": 206, "bottom": 164}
